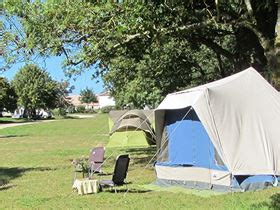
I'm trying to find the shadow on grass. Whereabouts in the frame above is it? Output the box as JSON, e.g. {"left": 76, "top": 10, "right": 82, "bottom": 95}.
{"left": 55, "top": 116, "right": 80, "bottom": 120}
{"left": 251, "top": 193, "right": 280, "bottom": 209}
{"left": 0, "top": 120, "right": 28, "bottom": 124}
{"left": 103, "top": 188, "right": 152, "bottom": 194}
{"left": 0, "top": 184, "right": 14, "bottom": 191}
{"left": 125, "top": 146, "right": 157, "bottom": 166}
{"left": 0, "top": 167, "right": 56, "bottom": 191}
{"left": 0, "top": 117, "right": 60, "bottom": 125}
{"left": 125, "top": 146, "right": 156, "bottom": 155}
{"left": 0, "top": 134, "right": 28, "bottom": 138}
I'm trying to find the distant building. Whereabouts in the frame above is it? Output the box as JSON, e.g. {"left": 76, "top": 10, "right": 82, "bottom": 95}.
{"left": 96, "top": 91, "right": 116, "bottom": 109}
{"left": 66, "top": 95, "right": 83, "bottom": 107}
{"left": 66, "top": 91, "right": 115, "bottom": 109}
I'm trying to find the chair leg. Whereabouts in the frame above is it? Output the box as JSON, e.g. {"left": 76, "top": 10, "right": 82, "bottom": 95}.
{"left": 114, "top": 186, "right": 117, "bottom": 193}
{"left": 125, "top": 183, "right": 128, "bottom": 192}
{"left": 73, "top": 171, "right": 77, "bottom": 183}
{"left": 99, "top": 185, "right": 103, "bottom": 192}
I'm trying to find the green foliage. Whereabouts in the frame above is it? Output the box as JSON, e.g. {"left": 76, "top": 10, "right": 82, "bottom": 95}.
{"left": 66, "top": 105, "right": 76, "bottom": 114}
{"left": 12, "top": 64, "right": 59, "bottom": 118}
{"left": 52, "top": 108, "right": 67, "bottom": 117}
{"left": 269, "top": 193, "right": 280, "bottom": 209}
{"left": 100, "top": 105, "right": 115, "bottom": 113}
{"left": 2, "top": 0, "right": 279, "bottom": 106}
{"left": 53, "top": 81, "right": 72, "bottom": 110}
{"left": 0, "top": 77, "right": 17, "bottom": 113}
{"left": 76, "top": 105, "right": 86, "bottom": 113}
{"left": 80, "top": 88, "right": 97, "bottom": 104}
{"left": 59, "top": 108, "right": 66, "bottom": 116}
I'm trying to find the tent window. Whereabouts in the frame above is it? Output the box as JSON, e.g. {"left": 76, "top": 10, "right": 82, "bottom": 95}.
{"left": 123, "top": 115, "right": 138, "bottom": 119}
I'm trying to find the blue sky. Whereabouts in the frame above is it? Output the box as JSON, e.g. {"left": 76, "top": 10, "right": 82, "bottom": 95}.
{"left": 0, "top": 56, "right": 105, "bottom": 95}
{"left": 0, "top": 15, "right": 104, "bottom": 95}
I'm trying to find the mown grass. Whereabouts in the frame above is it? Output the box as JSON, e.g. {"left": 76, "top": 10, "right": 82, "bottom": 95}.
{"left": 0, "top": 117, "right": 28, "bottom": 124}
{"left": 0, "top": 114, "right": 279, "bottom": 209}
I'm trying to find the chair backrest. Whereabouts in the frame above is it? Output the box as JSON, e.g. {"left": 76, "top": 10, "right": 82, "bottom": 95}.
{"left": 112, "top": 154, "right": 130, "bottom": 185}
{"left": 89, "top": 147, "right": 105, "bottom": 163}
{"left": 89, "top": 147, "right": 105, "bottom": 173}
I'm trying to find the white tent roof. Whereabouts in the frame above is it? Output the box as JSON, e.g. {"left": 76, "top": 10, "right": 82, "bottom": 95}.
{"left": 155, "top": 67, "right": 280, "bottom": 176}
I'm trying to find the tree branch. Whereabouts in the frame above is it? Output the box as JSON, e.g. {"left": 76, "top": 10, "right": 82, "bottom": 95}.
{"left": 113, "top": 31, "right": 150, "bottom": 48}
{"left": 63, "top": 33, "right": 94, "bottom": 44}
{"left": 62, "top": 46, "right": 83, "bottom": 66}
{"left": 198, "top": 37, "right": 234, "bottom": 61}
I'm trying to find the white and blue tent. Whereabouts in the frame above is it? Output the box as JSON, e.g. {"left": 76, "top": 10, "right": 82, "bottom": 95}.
{"left": 154, "top": 67, "right": 280, "bottom": 191}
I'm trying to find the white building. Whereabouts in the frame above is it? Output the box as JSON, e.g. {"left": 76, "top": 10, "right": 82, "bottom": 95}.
{"left": 96, "top": 91, "right": 116, "bottom": 109}
{"left": 67, "top": 91, "right": 115, "bottom": 109}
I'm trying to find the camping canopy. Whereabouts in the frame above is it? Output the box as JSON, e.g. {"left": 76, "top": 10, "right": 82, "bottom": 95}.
{"left": 155, "top": 67, "right": 280, "bottom": 191}
{"left": 108, "top": 110, "right": 156, "bottom": 147}
{"left": 110, "top": 110, "right": 153, "bottom": 134}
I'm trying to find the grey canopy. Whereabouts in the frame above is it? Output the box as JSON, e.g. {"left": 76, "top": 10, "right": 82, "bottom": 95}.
{"left": 109, "top": 110, "right": 154, "bottom": 124}
{"left": 109, "top": 110, "right": 156, "bottom": 145}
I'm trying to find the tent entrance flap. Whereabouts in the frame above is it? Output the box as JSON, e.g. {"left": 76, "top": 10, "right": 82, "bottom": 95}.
{"left": 157, "top": 107, "right": 227, "bottom": 171}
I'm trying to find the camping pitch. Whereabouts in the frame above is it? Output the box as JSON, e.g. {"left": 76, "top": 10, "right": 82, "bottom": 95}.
{"left": 154, "top": 67, "right": 280, "bottom": 191}
{"left": 107, "top": 110, "right": 156, "bottom": 147}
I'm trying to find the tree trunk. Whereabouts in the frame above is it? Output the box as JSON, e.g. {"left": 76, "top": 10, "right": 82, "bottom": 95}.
{"left": 23, "top": 108, "right": 28, "bottom": 118}
{"left": 31, "top": 108, "right": 37, "bottom": 119}
{"left": 270, "top": 1, "right": 280, "bottom": 71}
{"left": 276, "top": 0, "right": 280, "bottom": 68}
{"left": 269, "top": 1, "right": 280, "bottom": 90}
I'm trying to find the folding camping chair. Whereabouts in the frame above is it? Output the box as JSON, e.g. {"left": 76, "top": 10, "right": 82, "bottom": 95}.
{"left": 98, "top": 154, "right": 130, "bottom": 193}
{"left": 73, "top": 146, "right": 105, "bottom": 180}
{"left": 88, "top": 146, "right": 105, "bottom": 177}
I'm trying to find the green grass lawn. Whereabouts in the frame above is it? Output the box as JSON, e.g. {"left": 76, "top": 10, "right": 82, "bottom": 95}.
{"left": 0, "top": 114, "right": 279, "bottom": 209}
{"left": 0, "top": 117, "right": 28, "bottom": 124}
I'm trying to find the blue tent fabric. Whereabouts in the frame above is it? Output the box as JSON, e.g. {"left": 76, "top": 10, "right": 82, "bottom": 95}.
{"left": 156, "top": 107, "right": 279, "bottom": 191}
{"left": 159, "top": 108, "right": 227, "bottom": 171}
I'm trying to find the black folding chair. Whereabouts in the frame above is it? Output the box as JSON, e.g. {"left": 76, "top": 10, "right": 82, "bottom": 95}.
{"left": 99, "top": 154, "right": 130, "bottom": 193}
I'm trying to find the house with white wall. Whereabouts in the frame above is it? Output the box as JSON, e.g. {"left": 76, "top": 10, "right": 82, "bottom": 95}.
{"left": 67, "top": 91, "right": 115, "bottom": 109}
{"left": 96, "top": 91, "right": 115, "bottom": 109}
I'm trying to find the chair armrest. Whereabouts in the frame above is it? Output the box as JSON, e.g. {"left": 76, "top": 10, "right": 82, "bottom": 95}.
{"left": 97, "top": 172, "right": 113, "bottom": 176}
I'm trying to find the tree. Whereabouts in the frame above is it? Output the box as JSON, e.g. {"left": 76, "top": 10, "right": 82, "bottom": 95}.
{"left": 12, "top": 64, "right": 59, "bottom": 118}
{"left": 55, "top": 81, "right": 74, "bottom": 109}
{"left": 0, "top": 77, "right": 17, "bottom": 116}
{"left": 80, "top": 88, "right": 97, "bottom": 104}
{"left": 2, "top": 0, "right": 280, "bottom": 107}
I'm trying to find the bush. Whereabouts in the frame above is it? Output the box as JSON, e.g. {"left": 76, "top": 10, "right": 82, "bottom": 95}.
{"left": 51, "top": 109, "right": 59, "bottom": 116}
{"left": 100, "top": 105, "right": 115, "bottom": 113}
{"left": 76, "top": 105, "right": 86, "bottom": 113}
{"left": 67, "top": 106, "right": 76, "bottom": 114}
{"left": 52, "top": 108, "right": 67, "bottom": 116}
{"left": 58, "top": 108, "right": 67, "bottom": 116}
{"left": 85, "top": 109, "right": 97, "bottom": 114}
